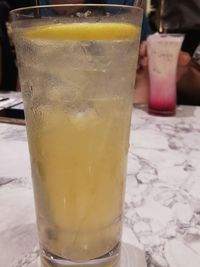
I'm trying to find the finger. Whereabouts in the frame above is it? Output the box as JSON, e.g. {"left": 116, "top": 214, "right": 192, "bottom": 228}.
{"left": 178, "top": 52, "right": 191, "bottom": 66}
{"left": 140, "top": 56, "right": 148, "bottom": 67}
{"left": 140, "top": 41, "right": 147, "bottom": 57}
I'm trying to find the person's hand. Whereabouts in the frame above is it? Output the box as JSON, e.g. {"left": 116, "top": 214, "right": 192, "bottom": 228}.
{"left": 176, "top": 51, "right": 191, "bottom": 80}
{"left": 138, "top": 41, "right": 191, "bottom": 73}
{"left": 134, "top": 41, "right": 150, "bottom": 104}
{"left": 134, "top": 41, "right": 191, "bottom": 104}
{"left": 137, "top": 41, "right": 148, "bottom": 71}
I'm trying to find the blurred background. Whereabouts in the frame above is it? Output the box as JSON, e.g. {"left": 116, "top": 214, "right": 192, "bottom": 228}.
{"left": 0, "top": 0, "right": 200, "bottom": 101}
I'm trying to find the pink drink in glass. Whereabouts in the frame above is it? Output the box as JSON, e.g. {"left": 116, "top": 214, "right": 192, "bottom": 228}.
{"left": 147, "top": 33, "right": 184, "bottom": 116}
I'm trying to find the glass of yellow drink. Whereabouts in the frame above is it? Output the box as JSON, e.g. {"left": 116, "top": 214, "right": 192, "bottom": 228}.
{"left": 11, "top": 4, "right": 143, "bottom": 267}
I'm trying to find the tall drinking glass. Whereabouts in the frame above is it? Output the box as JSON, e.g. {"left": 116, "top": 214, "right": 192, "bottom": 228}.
{"left": 11, "top": 5, "right": 143, "bottom": 267}
{"left": 147, "top": 33, "right": 184, "bottom": 116}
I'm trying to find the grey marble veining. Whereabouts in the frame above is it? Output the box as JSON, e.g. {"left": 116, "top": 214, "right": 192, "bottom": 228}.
{"left": 125, "top": 105, "right": 200, "bottom": 267}
{"left": 1, "top": 105, "right": 200, "bottom": 267}
{"left": 0, "top": 92, "right": 23, "bottom": 110}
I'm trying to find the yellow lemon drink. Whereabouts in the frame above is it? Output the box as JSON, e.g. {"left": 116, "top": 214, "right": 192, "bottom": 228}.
{"left": 14, "top": 22, "right": 140, "bottom": 262}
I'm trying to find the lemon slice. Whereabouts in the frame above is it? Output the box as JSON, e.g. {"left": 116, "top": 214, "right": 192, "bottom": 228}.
{"left": 25, "top": 23, "right": 139, "bottom": 40}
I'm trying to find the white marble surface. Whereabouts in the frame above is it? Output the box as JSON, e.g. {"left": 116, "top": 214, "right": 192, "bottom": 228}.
{"left": 1, "top": 104, "right": 200, "bottom": 267}
{"left": 0, "top": 92, "right": 23, "bottom": 110}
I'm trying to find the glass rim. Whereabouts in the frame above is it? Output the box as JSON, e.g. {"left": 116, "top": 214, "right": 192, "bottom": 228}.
{"left": 152, "top": 33, "right": 185, "bottom": 36}
{"left": 10, "top": 4, "right": 143, "bottom": 16}
{"left": 147, "top": 33, "right": 185, "bottom": 41}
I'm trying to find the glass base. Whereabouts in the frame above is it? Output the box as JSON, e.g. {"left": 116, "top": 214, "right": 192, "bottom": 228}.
{"left": 148, "top": 108, "right": 176, "bottom": 116}
{"left": 41, "top": 244, "right": 120, "bottom": 267}
{"left": 39, "top": 242, "right": 147, "bottom": 267}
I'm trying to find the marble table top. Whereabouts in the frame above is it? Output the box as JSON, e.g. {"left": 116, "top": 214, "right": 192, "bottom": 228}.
{"left": 0, "top": 91, "right": 23, "bottom": 110}
{"left": 1, "top": 103, "right": 200, "bottom": 267}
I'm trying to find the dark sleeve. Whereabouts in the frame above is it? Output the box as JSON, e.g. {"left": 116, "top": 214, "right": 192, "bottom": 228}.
{"left": 177, "top": 62, "right": 200, "bottom": 106}
{"left": 5, "top": 0, "right": 36, "bottom": 9}
{"left": 0, "top": 2, "right": 18, "bottom": 90}
{"left": 0, "top": 1, "right": 10, "bottom": 21}
{"left": 162, "top": 0, "right": 200, "bottom": 31}
{"left": 141, "top": 15, "right": 152, "bottom": 41}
